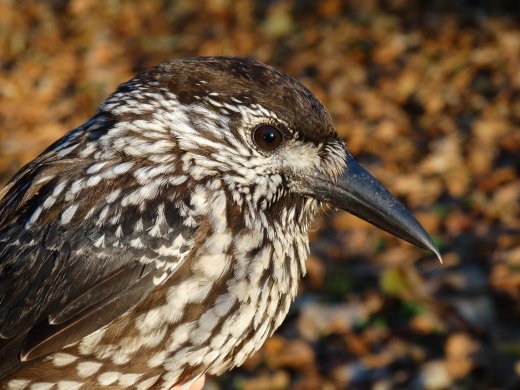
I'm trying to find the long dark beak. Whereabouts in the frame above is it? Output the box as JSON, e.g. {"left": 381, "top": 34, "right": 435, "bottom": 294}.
{"left": 299, "top": 153, "right": 441, "bottom": 261}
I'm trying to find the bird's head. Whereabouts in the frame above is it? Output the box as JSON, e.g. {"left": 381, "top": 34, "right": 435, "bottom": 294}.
{"left": 84, "top": 56, "right": 439, "bottom": 258}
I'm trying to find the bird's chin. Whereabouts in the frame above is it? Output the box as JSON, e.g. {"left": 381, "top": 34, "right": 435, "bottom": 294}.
{"left": 293, "top": 154, "right": 441, "bottom": 261}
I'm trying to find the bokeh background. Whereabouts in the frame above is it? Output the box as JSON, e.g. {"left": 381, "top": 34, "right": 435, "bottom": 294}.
{"left": 1, "top": 0, "right": 520, "bottom": 389}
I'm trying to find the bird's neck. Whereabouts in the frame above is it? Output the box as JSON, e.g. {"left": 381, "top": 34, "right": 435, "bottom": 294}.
{"left": 174, "top": 180, "right": 316, "bottom": 372}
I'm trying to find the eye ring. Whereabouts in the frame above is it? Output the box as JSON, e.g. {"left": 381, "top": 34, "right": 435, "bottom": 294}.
{"left": 253, "top": 124, "right": 283, "bottom": 151}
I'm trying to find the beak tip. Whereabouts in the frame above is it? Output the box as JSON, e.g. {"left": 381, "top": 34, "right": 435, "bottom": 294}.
{"left": 428, "top": 245, "right": 443, "bottom": 264}
{"left": 433, "top": 246, "right": 443, "bottom": 264}
{"left": 419, "top": 233, "right": 443, "bottom": 264}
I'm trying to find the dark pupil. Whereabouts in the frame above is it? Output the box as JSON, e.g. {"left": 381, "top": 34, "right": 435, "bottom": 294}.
{"left": 254, "top": 124, "right": 282, "bottom": 151}
{"left": 262, "top": 128, "right": 276, "bottom": 143}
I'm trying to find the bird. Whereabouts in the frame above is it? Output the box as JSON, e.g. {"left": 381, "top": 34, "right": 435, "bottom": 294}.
{"left": 0, "top": 56, "right": 440, "bottom": 390}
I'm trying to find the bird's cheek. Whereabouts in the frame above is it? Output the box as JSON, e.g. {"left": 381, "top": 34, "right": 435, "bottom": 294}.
{"left": 279, "top": 144, "right": 322, "bottom": 175}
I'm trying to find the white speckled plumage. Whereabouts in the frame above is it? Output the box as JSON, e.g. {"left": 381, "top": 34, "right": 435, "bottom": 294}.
{"left": 2, "top": 56, "right": 420, "bottom": 390}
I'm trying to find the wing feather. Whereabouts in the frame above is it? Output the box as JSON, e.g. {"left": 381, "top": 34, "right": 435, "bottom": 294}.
{"left": 0, "top": 137, "right": 193, "bottom": 375}
{"left": 20, "top": 269, "right": 156, "bottom": 361}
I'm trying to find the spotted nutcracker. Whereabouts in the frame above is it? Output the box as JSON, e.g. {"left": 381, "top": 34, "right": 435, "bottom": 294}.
{"left": 0, "top": 57, "right": 440, "bottom": 389}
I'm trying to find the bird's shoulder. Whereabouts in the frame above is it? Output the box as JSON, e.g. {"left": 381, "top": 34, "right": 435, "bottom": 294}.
{"left": 0, "top": 133, "right": 197, "bottom": 373}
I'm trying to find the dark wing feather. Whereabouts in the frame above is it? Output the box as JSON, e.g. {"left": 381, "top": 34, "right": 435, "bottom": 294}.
{"left": 20, "top": 267, "right": 155, "bottom": 361}
{"left": 0, "top": 135, "right": 193, "bottom": 377}
{"left": 49, "top": 264, "right": 145, "bottom": 325}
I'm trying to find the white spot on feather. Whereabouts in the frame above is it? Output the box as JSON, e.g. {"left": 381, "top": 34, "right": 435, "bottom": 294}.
{"left": 118, "top": 373, "right": 142, "bottom": 387}
{"left": 135, "top": 307, "right": 162, "bottom": 334}
{"left": 27, "top": 206, "right": 43, "bottom": 225}
{"left": 76, "top": 361, "right": 102, "bottom": 378}
{"left": 169, "top": 175, "right": 188, "bottom": 185}
{"left": 148, "top": 350, "right": 167, "bottom": 368}
{"left": 52, "top": 352, "right": 78, "bottom": 367}
{"left": 7, "top": 379, "right": 29, "bottom": 390}
{"left": 86, "top": 161, "right": 108, "bottom": 174}
{"left": 86, "top": 175, "right": 102, "bottom": 187}
{"left": 57, "top": 381, "right": 82, "bottom": 390}
{"left": 136, "top": 375, "right": 160, "bottom": 390}
{"left": 194, "top": 254, "right": 230, "bottom": 280}
{"left": 29, "top": 383, "right": 54, "bottom": 390}
{"left": 213, "top": 293, "right": 236, "bottom": 317}
{"left": 61, "top": 204, "right": 78, "bottom": 225}
{"left": 97, "top": 371, "right": 121, "bottom": 386}
{"left": 166, "top": 322, "right": 195, "bottom": 349}
{"left": 57, "top": 143, "right": 79, "bottom": 157}
{"left": 78, "top": 328, "right": 107, "bottom": 354}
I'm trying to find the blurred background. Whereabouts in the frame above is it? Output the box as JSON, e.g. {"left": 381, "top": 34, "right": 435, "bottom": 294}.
{"left": 1, "top": 0, "right": 519, "bottom": 389}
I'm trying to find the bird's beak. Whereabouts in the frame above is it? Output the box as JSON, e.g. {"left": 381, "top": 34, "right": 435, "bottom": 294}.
{"left": 298, "top": 153, "right": 441, "bottom": 261}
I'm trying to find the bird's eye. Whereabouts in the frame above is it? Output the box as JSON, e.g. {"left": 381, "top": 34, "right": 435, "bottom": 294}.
{"left": 253, "top": 125, "right": 283, "bottom": 151}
